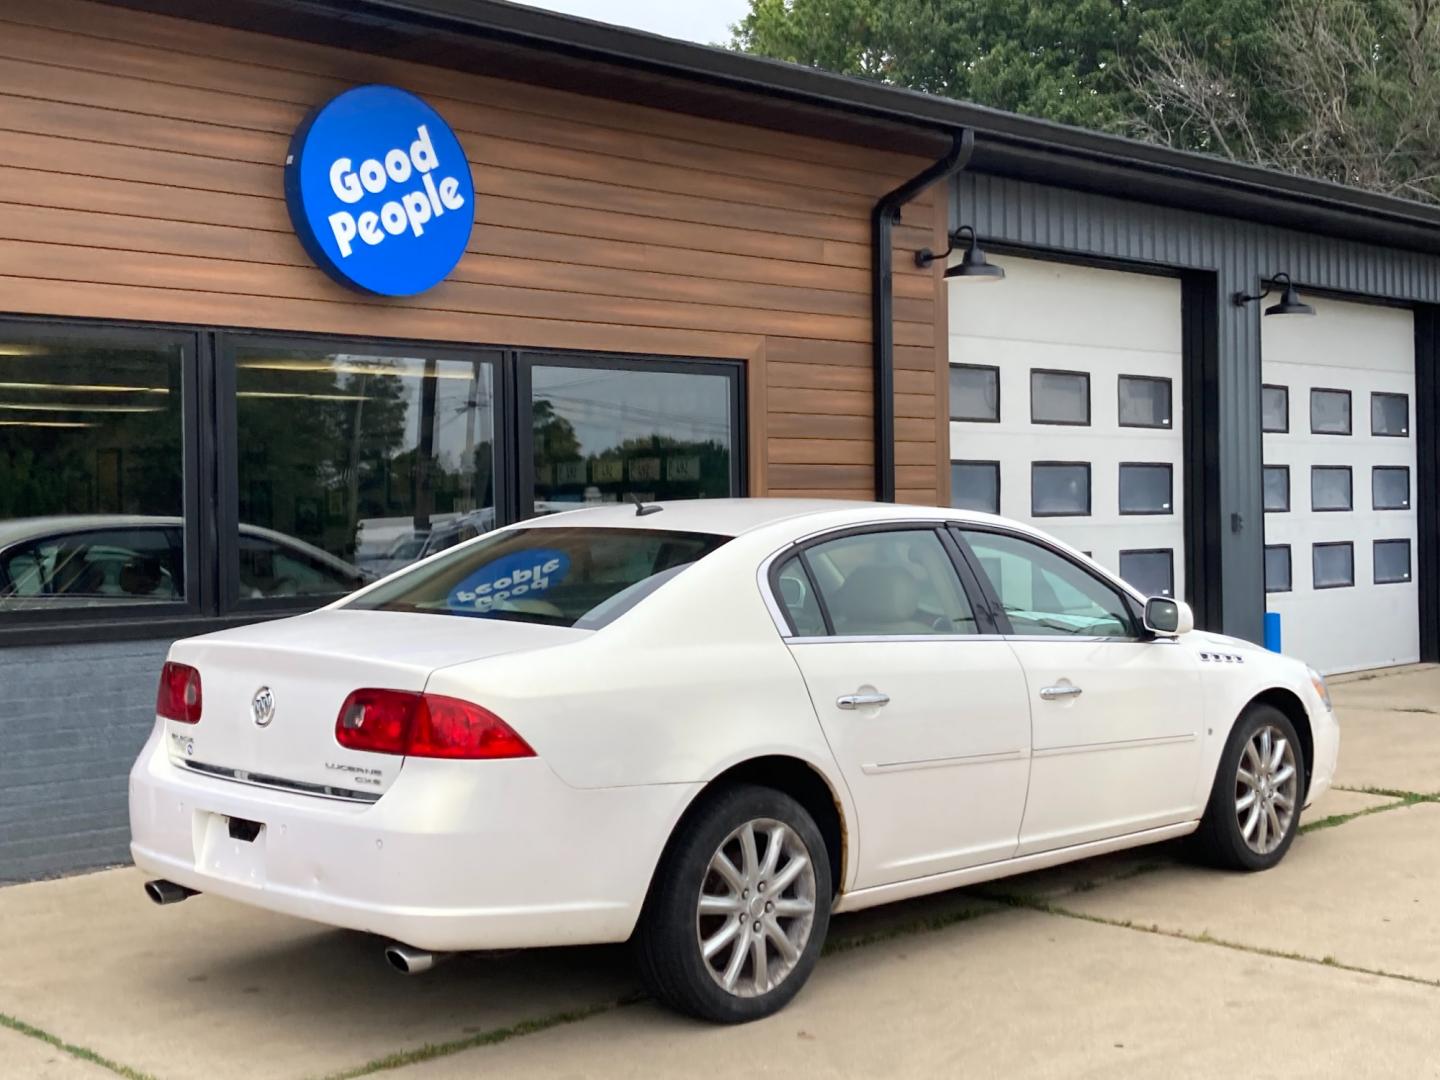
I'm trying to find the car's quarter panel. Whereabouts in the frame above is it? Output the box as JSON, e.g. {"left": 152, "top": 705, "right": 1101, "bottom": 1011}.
{"left": 782, "top": 638, "right": 1031, "bottom": 887}
{"left": 130, "top": 723, "right": 700, "bottom": 950}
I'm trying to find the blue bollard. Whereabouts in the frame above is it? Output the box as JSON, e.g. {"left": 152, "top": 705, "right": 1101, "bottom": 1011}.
{"left": 1263, "top": 611, "right": 1282, "bottom": 653}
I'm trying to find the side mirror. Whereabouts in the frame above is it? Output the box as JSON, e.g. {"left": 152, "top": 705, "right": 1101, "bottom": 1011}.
{"left": 1144, "top": 597, "right": 1194, "bottom": 637}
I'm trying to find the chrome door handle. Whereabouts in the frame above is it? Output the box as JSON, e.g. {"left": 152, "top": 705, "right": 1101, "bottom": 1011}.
{"left": 837, "top": 691, "right": 890, "bottom": 710}
{"left": 1039, "top": 684, "right": 1083, "bottom": 701}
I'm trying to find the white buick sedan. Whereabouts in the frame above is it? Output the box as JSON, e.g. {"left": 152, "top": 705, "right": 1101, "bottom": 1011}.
{"left": 131, "top": 499, "right": 1338, "bottom": 1022}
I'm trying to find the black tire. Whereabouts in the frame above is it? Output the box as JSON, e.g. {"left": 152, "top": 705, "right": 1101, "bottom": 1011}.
{"left": 634, "top": 783, "right": 832, "bottom": 1024}
{"left": 1194, "top": 704, "right": 1305, "bottom": 871}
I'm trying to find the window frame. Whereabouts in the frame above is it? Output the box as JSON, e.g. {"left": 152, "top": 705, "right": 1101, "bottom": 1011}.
{"left": 948, "top": 363, "right": 1001, "bottom": 423}
{"left": 1264, "top": 544, "right": 1292, "bottom": 594}
{"left": 1373, "top": 539, "right": 1413, "bottom": 585}
{"left": 1310, "top": 465, "right": 1354, "bottom": 513}
{"left": 950, "top": 459, "right": 1001, "bottom": 513}
{"left": 1116, "top": 374, "right": 1173, "bottom": 430}
{"left": 1370, "top": 391, "right": 1410, "bottom": 438}
{"left": 764, "top": 521, "right": 998, "bottom": 640}
{"left": 1261, "top": 383, "right": 1290, "bottom": 434}
{"left": 1372, "top": 466, "right": 1411, "bottom": 511}
{"left": 1029, "top": 368, "right": 1091, "bottom": 427}
{"left": 1030, "top": 460, "right": 1092, "bottom": 518}
{"left": 1263, "top": 464, "right": 1291, "bottom": 513}
{"left": 1312, "top": 541, "right": 1356, "bottom": 590}
{"left": 949, "top": 523, "right": 1147, "bottom": 641}
{"left": 1118, "top": 547, "right": 1176, "bottom": 599}
{"left": 1117, "top": 461, "right": 1175, "bottom": 516}
{"left": 1309, "top": 387, "right": 1353, "bottom": 436}
{"left": 0, "top": 319, "right": 205, "bottom": 640}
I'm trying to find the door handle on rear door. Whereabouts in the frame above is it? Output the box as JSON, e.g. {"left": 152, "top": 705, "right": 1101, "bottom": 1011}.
{"left": 837, "top": 691, "right": 890, "bottom": 710}
{"left": 1039, "top": 683, "right": 1083, "bottom": 701}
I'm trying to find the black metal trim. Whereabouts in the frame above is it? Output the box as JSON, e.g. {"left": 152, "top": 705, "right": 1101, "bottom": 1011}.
{"left": 949, "top": 460, "right": 1001, "bottom": 514}
{"left": 1309, "top": 387, "right": 1354, "bottom": 436}
{"left": 1416, "top": 308, "right": 1440, "bottom": 661}
{"left": 1116, "top": 374, "right": 1174, "bottom": 430}
{"left": 873, "top": 130, "right": 973, "bottom": 502}
{"left": 1263, "top": 544, "right": 1292, "bottom": 594}
{"left": 1261, "top": 383, "right": 1290, "bottom": 434}
{"left": 1029, "top": 368, "right": 1091, "bottom": 427}
{"left": 1309, "top": 465, "right": 1354, "bottom": 513}
{"left": 1030, "top": 460, "right": 1092, "bottom": 518}
{"left": 1117, "top": 462, "right": 1175, "bottom": 516}
{"left": 1263, "top": 465, "right": 1291, "bottom": 513}
{"left": 1312, "top": 541, "right": 1356, "bottom": 590}
{"left": 948, "top": 362, "right": 1001, "bottom": 423}
{"left": 1181, "top": 271, "right": 1223, "bottom": 631}
{"left": 1372, "top": 466, "right": 1412, "bottom": 511}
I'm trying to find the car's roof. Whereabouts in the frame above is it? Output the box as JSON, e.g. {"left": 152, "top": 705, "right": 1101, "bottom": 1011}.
{"left": 517, "top": 498, "right": 998, "bottom": 539}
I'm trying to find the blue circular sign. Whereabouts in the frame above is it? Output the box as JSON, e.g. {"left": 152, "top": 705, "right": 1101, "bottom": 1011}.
{"left": 284, "top": 85, "right": 475, "bottom": 297}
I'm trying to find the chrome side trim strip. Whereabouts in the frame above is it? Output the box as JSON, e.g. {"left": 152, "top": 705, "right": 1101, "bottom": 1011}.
{"left": 1030, "top": 732, "right": 1198, "bottom": 760}
{"left": 179, "top": 759, "right": 382, "bottom": 804}
{"left": 860, "top": 748, "right": 1027, "bottom": 775}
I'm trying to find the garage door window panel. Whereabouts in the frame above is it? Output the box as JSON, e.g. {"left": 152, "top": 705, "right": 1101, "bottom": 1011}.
{"left": 958, "top": 528, "right": 1138, "bottom": 639}
{"left": 951, "top": 460, "right": 1000, "bottom": 513}
{"left": 1118, "top": 549, "right": 1174, "bottom": 598}
{"left": 803, "top": 530, "right": 978, "bottom": 637}
{"left": 1264, "top": 545, "right": 1292, "bottom": 593}
{"left": 1118, "top": 463, "right": 1173, "bottom": 515}
{"left": 1374, "top": 540, "right": 1412, "bottom": 585}
{"left": 1262, "top": 385, "right": 1289, "bottom": 433}
{"left": 1030, "top": 370, "right": 1090, "bottom": 426}
{"left": 1311, "top": 466, "right": 1353, "bottom": 512}
{"left": 1373, "top": 467, "right": 1411, "bottom": 510}
{"left": 1371, "top": 392, "right": 1410, "bottom": 437}
{"left": 1310, "top": 389, "right": 1352, "bottom": 435}
{"left": 1117, "top": 375, "right": 1172, "bottom": 429}
{"left": 950, "top": 365, "right": 1000, "bottom": 422}
{"left": 0, "top": 324, "right": 196, "bottom": 620}
{"left": 1032, "top": 462, "right": 1091, "bottom": 517}
{"left": 1313, "top": 542, "right": 1355, "bottom": 589}
{"left": 1263, "top": 466, "right": 1290, "bottom": 512}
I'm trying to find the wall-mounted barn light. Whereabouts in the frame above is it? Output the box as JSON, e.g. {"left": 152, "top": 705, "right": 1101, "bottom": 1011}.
{"left": 915, "top": 225, "right": 1006, "bottom": 282}
{"left": 1233, "top": 272, "right": 1315, "bottom": 316}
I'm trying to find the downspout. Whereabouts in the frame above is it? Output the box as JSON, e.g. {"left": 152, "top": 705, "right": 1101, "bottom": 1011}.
{"left": 871, "top": 128, "right": 974, "bottom": 501}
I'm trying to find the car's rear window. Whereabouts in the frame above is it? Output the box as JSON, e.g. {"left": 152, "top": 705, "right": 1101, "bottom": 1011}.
{"left": 345, "top": 526, "right": 729, "bottom": 628}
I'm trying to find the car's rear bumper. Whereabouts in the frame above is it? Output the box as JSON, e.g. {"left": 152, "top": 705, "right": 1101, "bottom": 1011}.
{"left": 128, "top": 724, "right": 700, "bottom": 952}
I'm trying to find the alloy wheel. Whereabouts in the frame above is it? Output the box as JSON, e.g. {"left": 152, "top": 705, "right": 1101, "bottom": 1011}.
{"left": 695, "top": 817, "right": 817, "bottom": 998}
{"left": 1235, "top": 724, "right": 1299, "bottom": 855}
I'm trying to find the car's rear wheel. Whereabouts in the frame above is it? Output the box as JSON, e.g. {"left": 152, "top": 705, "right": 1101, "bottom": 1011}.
{"left": 635, "top": 783, "right": 831, "bottom": 1023}
{"left": 1195, "top": 704, "right": 1304, "bottom": 871}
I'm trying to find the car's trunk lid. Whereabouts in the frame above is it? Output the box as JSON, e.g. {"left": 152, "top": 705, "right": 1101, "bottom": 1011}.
{"left": 164, "top": 609, "right": 585, "bottom": 798}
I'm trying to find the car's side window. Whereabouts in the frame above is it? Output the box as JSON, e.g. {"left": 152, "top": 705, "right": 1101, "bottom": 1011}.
{"left": 958, "top": 529, "right": 1137, "bottom": 639}
{"left": 0, "top": 527, "right": 183, "bottom": 605}
{"left": 802, "top": 529, "right": 979, "bottom": 637}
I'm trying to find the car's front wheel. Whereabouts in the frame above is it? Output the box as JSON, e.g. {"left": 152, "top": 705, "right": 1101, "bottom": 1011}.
{"left": 635, "top": 783, "right": 831, "bottom": 1023}
{"left": 1195, "top": 704, "right": 1305, "bottom": 870}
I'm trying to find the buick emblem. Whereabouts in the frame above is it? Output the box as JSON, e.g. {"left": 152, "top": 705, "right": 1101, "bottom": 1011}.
{"left": 251, "top": 687, "right": 276, "bottom": 728}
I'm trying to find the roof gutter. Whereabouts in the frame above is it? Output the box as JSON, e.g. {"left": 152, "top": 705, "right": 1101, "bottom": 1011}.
{"left": 872, "top": 129, "right": 973, "bottom": 502}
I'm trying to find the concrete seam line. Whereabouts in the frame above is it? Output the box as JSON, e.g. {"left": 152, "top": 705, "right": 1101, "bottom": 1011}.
{"left": 1333, "top": 784, "right": 1440, "bottom": 801}
{"left": 0, "top": 1011, "right": 160, "bottom": 1080}
{"left": 989, "top": 895, "right": 1440, "bottom": 992}
{"left": 1298, "top": 797, "right": 1414, "bottom": 834}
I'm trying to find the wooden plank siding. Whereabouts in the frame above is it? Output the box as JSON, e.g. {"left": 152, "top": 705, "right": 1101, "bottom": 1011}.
{"left": 0, "top": 0, "right": 949, "bottom": 504}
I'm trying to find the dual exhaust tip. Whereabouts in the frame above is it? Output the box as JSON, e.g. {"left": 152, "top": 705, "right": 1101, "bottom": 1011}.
{"left": 145, "top": 880, "right": 441, "bottom": 975}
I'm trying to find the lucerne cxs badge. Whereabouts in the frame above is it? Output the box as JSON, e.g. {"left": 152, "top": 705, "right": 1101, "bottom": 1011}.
{"left": 284, "top": 85, "right": 475, "bottom": 296}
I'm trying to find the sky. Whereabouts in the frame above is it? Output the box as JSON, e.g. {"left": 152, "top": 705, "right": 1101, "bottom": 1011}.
{"left": 513, "top": 0, "right": 753, "bottom": 47}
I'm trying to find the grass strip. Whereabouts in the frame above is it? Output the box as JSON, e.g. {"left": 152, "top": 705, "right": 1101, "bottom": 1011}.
{"left": 320, "top": 995, "right": 646, "bottom": 1080}
{"left": 0, "top": 1011, "right": 160, "bottom": 1080}
{"left": 1299, "top": 797, "right": 1412, "bottom": 834}
{"left": 988, "top": 892, "right": 1440, "bottom": 991}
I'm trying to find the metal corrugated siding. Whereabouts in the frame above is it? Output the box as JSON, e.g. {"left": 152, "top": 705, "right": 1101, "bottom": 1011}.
{"left": 956, "top": 172, "right": 1440, "bottom": 643}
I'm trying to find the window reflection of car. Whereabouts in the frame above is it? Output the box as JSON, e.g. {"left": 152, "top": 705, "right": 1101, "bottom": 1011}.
{"left": 357, "top": 509, "right": 497, "bottom": 578}
{"left": 0, "top": 516, "right": 372, "bottom": 606}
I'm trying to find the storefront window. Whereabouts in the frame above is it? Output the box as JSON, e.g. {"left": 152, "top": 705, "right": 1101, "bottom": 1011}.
{"left": 231, "top": 340, "right": 496, "bottom": 601}
{"left": 0, "top": 331, "right": 186, "bottom": 609}
{"left": 526, "top": 359, "right": 737, "bottom": 515}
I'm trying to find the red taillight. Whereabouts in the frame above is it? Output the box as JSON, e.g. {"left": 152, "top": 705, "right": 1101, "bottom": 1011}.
{"left": 156, "top": 662, "right": 203, "bottom": 724}
{"left": 334, "top": 689, "right": 535, "bottom": 760}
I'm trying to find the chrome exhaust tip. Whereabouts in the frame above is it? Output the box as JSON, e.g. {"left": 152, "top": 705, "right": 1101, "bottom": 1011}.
{"left": 144, "top": 879, "right": 199, "bottom": 905}
{"left": 384, "top": 943, "right": 439, "bottom": 975}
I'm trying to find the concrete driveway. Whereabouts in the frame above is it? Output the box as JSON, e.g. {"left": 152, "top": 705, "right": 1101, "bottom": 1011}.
{"left": 3, "top": 666, "right": 1438, "bottom": 1079}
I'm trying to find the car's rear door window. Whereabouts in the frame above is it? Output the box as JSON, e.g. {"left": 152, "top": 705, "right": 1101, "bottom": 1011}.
{"left": 800, "top": 530, "right": 979, "bottom": 636}
{"left": 346, "top": 526, "right": 727, "bottom": 627}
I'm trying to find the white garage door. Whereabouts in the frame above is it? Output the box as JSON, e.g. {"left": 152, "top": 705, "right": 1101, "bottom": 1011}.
{"left": 949, "top": 256, "right": 1186, "bottom": 602}
{"left": 1261, "top": 297, "right": 1419, "bottom": 674}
